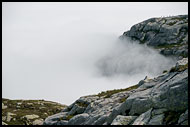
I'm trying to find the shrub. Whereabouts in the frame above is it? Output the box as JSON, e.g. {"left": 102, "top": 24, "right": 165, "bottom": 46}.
{"left": 76, "top": 102, "right": 88, "bottom": 108}
{"left": 163, "top": 70, "right": 168, "bottom": 73}
{"left": 169, "top": 63, "right": 188, "bottom": 72}
{"left": 119, "top": 97, "right": 128, "bottom": 103}
{"left": 66, "top": 115, "right": 74, "bottom": 121}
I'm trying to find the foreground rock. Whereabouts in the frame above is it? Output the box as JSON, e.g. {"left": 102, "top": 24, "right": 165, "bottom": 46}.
{"left": 2, "top": 99, "right": 67, "bottom": 125}
{"left": 111, "top": 115, "right": 137, "bottom": 125}
{"left": 2, "top": 103, "right": 7, "bottom": 109}
{"left": 44, "top": 57, "right": 188, "bottom": 125}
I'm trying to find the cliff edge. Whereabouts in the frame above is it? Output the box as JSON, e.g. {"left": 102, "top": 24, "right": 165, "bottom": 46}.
{"left": 43, "top": 15, "right": 188, "bottom": 125}
{"left": 120, "top": 15, "right": 188, "bottom": 59}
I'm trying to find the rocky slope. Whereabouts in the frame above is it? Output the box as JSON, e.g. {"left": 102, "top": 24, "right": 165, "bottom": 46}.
{"left": 120, "top": 15, "right": 188, "bottom": 59}
{"left": 2, "top": 98, "right": 67, "bottom": 125}
{"left": 43, "top": 15, "right": 188, "bottom": 125}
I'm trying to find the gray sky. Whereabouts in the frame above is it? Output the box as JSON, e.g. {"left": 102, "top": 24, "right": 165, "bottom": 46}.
{"left": 2, "top": 2, "right": 188, "bottom": 105}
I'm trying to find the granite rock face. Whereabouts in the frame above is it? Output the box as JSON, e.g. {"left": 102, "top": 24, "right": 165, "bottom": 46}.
{"left": 120, "top": 15, "right": 188, "bottom": 58}
{"left": 44, "top": 59, "right": 188, "bottom": 125}
{"left": 111, "top": 115, "right": 137, "bottom": 125}
{"left": 43, "top": 15, "right": 188, "bottom": 125}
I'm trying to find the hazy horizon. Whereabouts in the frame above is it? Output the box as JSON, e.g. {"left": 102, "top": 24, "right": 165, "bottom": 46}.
{"left": 2, "top": 2, "right": 188, "bottom": 105}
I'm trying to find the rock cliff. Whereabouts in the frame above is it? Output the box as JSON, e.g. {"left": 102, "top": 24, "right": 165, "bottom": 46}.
{"left": 43, "top": 15, "right": 188, "bottom": 125}
{"left": 120, "top": 15, "right": 188, "bottom": 59}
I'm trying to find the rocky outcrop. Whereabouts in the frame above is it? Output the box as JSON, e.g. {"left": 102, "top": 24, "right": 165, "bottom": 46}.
{"left": 2, "top": 99, "right": 67, "bottom": 125}
{"left": 44, "top": 57, "right": 188, "bottom": 125}
{"left": 120, "top": 15, "right": 188, "bottom": 58}
{"left": 43, "top": 15, "right": 188, "bottom": 125}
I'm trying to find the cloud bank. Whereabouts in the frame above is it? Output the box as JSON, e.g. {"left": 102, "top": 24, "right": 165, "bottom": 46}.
{"left": 95, "top": 38, "right": 177, "bottom": 79}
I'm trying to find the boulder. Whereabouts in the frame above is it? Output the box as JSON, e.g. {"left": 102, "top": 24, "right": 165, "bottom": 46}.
{"left": 56, "top": 120, "right": 68, "bottom": 125}
{"left": 6, "top": 112, "right": 16, "bottom": 122}
{"left": 2, "top": 103, "right": 7, "bottom": 109}
{"left": 2, "top": 116, "right": 6, "bottom": 121}
{"left": 2, "top": 121, "right": 8, "bottom": 125}
{"left": 111, "top": 115, "right": 137, "bottom": 125}
{"left": 178, "top": 110, "right": 188, "bottom": 125}
{"left": 151, "top": 69, "right": 188, "bottom": 111}
{"left": 68, "top": 104, "right": 86, "bottom": 115}
{"left": 83, "top": 114, "right": 100, "bottom": 125}
{"left": 22, "top": 114, "right": 39, "bottom": 120}
{"left": 147, "top": 114, "right": 165, "bottom": 125}
{"left": 93, "top": 115, "right": 108, "bottom": 125}
{"left": 132, "top": 108, "right": 152, "bottom": 125}
{"left": 151, "top": 108, "right": 167, "bottom": 116}
{"left": 67, "top": 113, "right": 89, "bottom": 125}
{"left": 44, "top": 112, "right": 68, "bottom": 125}
{"left": 122, "top": 88, "right": 153, "bottom": 115}
{"left": 32, "top": 119, "right": 44, "bottom": 125}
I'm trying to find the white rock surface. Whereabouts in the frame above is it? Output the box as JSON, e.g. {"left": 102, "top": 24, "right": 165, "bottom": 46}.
{"left": 2, "top": 103, "right": 7, "bottom": 109}
{"left": 22, "top": 114, "right": 39, "bottom": 120}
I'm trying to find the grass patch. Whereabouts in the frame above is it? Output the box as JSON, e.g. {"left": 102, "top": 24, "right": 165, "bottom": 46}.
{"left": 167, "top": 21, "right": 177, "bottom": 26}
{"left": 76, "top": 102, "right": 88, "bottom": 108}
{"left": 154, "top": 43, "right": 184, "bottom": 49}
{"left": 5, "top": 120, "right": 25, "bottom": 125}
{"left": 97, "top": 84, "right": 139, "bottom": 98}
{"left": 163, "top": 70, "right": 168, "bottom": 73}
{"left": 169, "top": 63, "right": 188, "bottom": 73}
{"left": 179, "top": 53, "right": 188, "bottom": 58}
{"left": 2, "top": 98, "right": 67, "bottom": 125}
{"left": 65, "top": 115, "right": 74, "bottom": 121}
{"left": 171, "top": 17, "right": 187, "bottom": 21}
{"left": 119, "top": 96, "right": 128, "bottom": 103}
{"left": 164, "top": 111, "right": 182, "bottom": 125}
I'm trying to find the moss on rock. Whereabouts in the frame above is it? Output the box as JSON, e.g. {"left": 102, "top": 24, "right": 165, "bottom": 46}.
{"left": 169, "top": 63, "right": 188, "bottom": 72}
{"left": 97, "top": 84, "right": 139, "bottom": 98}
{"left": 2, "top": 98, "right": 67, "bottom": 125}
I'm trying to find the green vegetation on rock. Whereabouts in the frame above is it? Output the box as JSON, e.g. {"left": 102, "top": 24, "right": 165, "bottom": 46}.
{"left": 76, "top": 102, "right": 88, "bottom": 108}
{"left": 164, "top": 111, "right": 182, "bottom": 125}
{"left": 2, "top": 98, "right": 67, "bottom": 125}
{"left": 162, "top": 70, "right": 168, "bottom": 73}
{"left": 97, "top": 84, "right": 139, "bottom": 98}
{"left": 169, "top": 63, "right": 188, "bottom": 72}
{"left": 65, "top": 115, "right": 74, "bottom": 121}
{"left": 119, "top": 97, "right": 128, "bottom": 103}
{"left": 154, "top": 43, "right": 184, "bottom": 49}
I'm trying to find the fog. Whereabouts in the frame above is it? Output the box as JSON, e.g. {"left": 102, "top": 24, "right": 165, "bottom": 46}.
{"left": 96, "top": 38, "right": 176, "bottom": 78}
{"left": 2, "top": 2, "right": 188, "bottom": 105}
